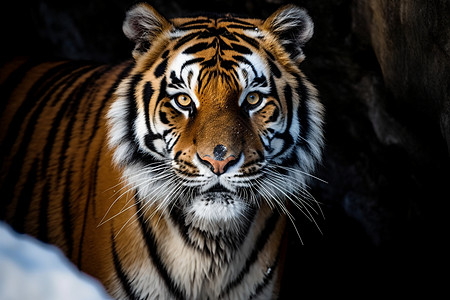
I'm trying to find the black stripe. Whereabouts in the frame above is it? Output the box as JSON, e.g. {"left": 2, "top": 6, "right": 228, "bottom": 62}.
{"left": 183, "top": 42, "right": 210, "bottom": 54}
{"left": 78, "top": 64, "right": 113, "bottom": 134}
{"left": 159, "top": 111, "right": 170, "bottom": 125}
{"left": 0, "top": 62, "right": 87, "bottom": 208}
{"left": 136, "top": 198, "right": 185, "bottom": 300}
{"left": 268, "top": 60, "right": 281, "bottom": 78}
{"left": 235, "top": 33, "right": 260, "bottom": 49}
{"left": 296, "top": 76, "right": 311, "bottom": 149}
{"left": 167, "top": 134, "right": 180, "bottom": 152}
{"left": 143, "top": 81, "right": 154, "bottom": 131}
{"left": 121, "top": 73, "right": 147, "bottom": 166}
{"left": 38, "top": 182, "right": 50, "bottom": 243}
{"left": 154, "top": 77, "right": 167, "bottom": 109}
{"left": 180, "top": 57, "right": 204, "bottom": 74}
{"left": 40, "top": 65, "right": 95, "bottom": 177}
{"left": 11, "top": 158, "right": 39, "bottom": 232}
{"left": 162, "top": 50, "right": 170, "bottom": 58}
{"left": 111, "top": 232, "right": 140, "bottom": 300}
{"left": 177, "top": 18, "right": 210, "bottom": 28}
{"left": 77, "top": 145, "right": 103, "bottom": 269}
{"left": 41, "top": 64, "right": 101, "bottom": 257}
{"left": 230, "top": 43, "right": 252, "bottom": 55}
{"left": 219, "top": 211, "right": 280, "bottom": 297}
{"left": 154, "top": 58, "right": 168, "bottom": 78}
{"left": 273, "top": 83, "right": 295, "bottom": 155}
{"left": 226, "top": 24, "right": 258, "bottom": 30}
{"left": 0, "top": 59, "right": 41, "bottom": 116}
{"left": 0, "top": 61, "right": 79, "bottom": 166}
{"left": 173, "top": 32, "right": 201, "bottom": 50}
{"left": 177, "top": 24, "right": 212, "bottom": 31}
{"left": 264, "top": 49, "right": 276, "bottom": 62}
{"left": 62, "top": 160, "right": 75, "bottom": 257}
{"left": 219, "top": 18, "right": 255, "bottom": 26}
{"left": 77, "top": 65, "right": 135, "bottom": 255}
{"left": 126, "top": 73, "right": 142, "bottom": 138}
{"left": 232, "top": 55, "right": 258, "bottom": 77}
{"left": 85, "top": 63, "right": 134, "bottom": 146}
{"left": 249, "top": 248, "right": 280, "bottom": 299}
{"left": 283, "top": 84, "right": 293, "bottom": 130}
{"left": 58, "top": 66, "right": 106, "bottom": 175}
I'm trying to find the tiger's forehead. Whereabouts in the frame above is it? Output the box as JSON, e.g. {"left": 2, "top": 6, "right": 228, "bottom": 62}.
{"left": 165, "top": 16, "right": 270, "bottom": 95}
{"left": 169, "top": 15, "right": 263, "bottom": 56}
{"left": 171, "top": 15, "right": 263, "bottom": 31}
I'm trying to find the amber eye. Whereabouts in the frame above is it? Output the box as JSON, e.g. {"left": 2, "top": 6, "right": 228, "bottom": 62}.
{"left": 175, "top": 94, "right": 192, "bottom": 108}
{"left": 246, "top": 92, "right": 261, "bottom": 106}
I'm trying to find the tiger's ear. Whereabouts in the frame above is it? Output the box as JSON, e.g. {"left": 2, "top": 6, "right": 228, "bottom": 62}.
{"left": 123, "top": 3, "right": 171, "bottom": 59}
{"left": 263, "top": 5, "right": 314, "bottom": 61}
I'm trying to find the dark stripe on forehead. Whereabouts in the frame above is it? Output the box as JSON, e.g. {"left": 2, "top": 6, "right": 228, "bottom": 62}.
{"left": 173, "top": 32, "right": 200, "bottom": 50}
{"left": 231, "top": 43, "right": 252, "bottom": 55}
{"left": 154, "top": 58, "right": 168, "bottom": 78}
{"left": 177, "top": 18, "right": 211, "bottom": 28}
{"left": 217, "top": 18, "right": 255, "bottom": 26}
{"left": 226, "top": 24, "right": 258, "bottom": 30}
{"left": 235, "top": 33, "right": 260, "bottom": 49}
{"left": 183, "top": 42, "right": 209, "bottom": 54}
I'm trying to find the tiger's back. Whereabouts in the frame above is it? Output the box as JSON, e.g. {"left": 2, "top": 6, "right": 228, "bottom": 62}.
{"left": 0, "top": 59, "right": 133, "bottom": 277}
{"left": 0, "top": 4, "right": 324, "bottom": 299}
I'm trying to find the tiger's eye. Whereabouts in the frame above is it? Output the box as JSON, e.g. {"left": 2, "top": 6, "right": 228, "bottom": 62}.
{"left": 246, "top": 92, "right": 261, "bottom": 105}
{"left": 175, "top": 94, "right": 192, "bottom": 107}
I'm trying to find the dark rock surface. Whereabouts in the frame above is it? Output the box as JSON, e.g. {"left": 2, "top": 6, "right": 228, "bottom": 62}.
{"left": 1, "top": 0, "right": 448, "bottom": 298}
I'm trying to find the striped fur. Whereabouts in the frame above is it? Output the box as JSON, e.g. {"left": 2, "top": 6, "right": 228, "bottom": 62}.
{"left": 0, "top": 4, "right": 324, "bottom": 299}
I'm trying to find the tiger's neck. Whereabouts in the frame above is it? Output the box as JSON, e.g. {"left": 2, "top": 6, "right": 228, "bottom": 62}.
{"left": 106, "top": 192, "right": 287, "bottom": 299}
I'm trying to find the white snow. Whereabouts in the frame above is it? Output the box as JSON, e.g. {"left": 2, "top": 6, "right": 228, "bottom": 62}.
{"left": 0, "top": 222, "right": 111, "bottom": 300}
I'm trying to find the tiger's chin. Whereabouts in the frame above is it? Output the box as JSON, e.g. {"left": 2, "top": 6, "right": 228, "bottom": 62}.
{"left": 183, "top": 191, "right": 255, "bottom": 237}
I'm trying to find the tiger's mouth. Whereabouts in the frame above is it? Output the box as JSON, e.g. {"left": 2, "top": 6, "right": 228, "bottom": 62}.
{"left": 196, "top": 183, "right": 238, "bottom": 206}
{"left": 203, "top": 183, "right": 231, "bottom": 194}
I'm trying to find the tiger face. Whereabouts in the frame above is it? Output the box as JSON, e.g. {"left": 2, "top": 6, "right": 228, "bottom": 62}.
{"left": 108, "top": 4, "right": 324, "bottom": 237}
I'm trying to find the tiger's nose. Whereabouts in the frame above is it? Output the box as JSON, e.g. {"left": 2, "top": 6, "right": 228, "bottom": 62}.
{"left": 198, "top": 144, "right": 237, "bottom": 175}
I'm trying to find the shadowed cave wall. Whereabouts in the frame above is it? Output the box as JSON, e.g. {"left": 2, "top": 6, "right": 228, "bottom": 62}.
{"left": 1, "top": 0, "right": 448, "bottom": 297}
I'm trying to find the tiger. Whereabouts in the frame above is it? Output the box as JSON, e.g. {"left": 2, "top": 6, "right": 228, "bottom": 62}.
{"left": 0, "top": 3, "right": 324, "bottom": 299}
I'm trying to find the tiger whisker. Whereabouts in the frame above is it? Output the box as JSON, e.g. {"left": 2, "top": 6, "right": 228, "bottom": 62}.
{"left": 262, "top": 168, "right": 321, "bottom": 213}
{"left": 261, "top": 175, "right": 322, "bottom": 235}
{"left": 113, "top": 172, "right": 181, "bottom": 238}
{"left": 254, "top": 176, "right": 304, "bottom": 244}
{"left": 99, "top": 165, "right": 174, "bottom": 227}
{"left": 274, "top": 164, "right": 327, "bottom": 184}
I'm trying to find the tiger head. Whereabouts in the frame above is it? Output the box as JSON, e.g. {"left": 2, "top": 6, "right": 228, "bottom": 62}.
{"left": 108, "top": 4, "right": 324, "bottom": 236}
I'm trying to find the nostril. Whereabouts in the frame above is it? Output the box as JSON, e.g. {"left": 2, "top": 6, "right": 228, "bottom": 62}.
{"left": 198, "top": 154, "right": 237, "bottom": 175}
